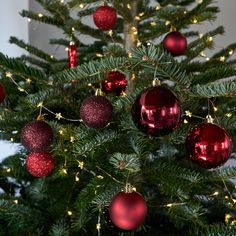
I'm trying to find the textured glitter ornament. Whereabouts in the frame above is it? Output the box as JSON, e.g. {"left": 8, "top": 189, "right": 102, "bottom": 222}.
{"left": 0, "top": 83, "right": 6, "bottom": 103}
{"left": 109, "top": 191, "right": 147, "bottom": 230}
{"left": 21, "top": 120, "right": 54, "bottom": 152}
{"left": 26, "top": 152, "right": 55, "bottom": 177}
{"left": 163, "top": 31, "right": 187, "bottom": 56}
{"left": 102, "top": 71, "right": 127, "bottom": 96}
{"left": 80, "top": 95, "right": 113, "bottom": 129}
{"left": 93, "top": 6, "right": 117, "bottom": 31}
{"left": 68, "top": 42, "right": 78, "bottom": 68}
{"left": 186, "top": 123, "right": 232, "bottom": 169}
{"left": 132, "top": 86, "right": 181, "bottom": 136}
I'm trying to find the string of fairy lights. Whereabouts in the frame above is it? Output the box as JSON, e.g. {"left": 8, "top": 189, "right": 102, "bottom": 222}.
{"left": 2, "top": 0, "right": 236, "bottom": 230}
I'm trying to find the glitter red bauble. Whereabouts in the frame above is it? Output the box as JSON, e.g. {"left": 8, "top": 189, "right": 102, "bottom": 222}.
{"left": 93, "top": 6, "right": 117, "bottom": 31}
{"left": 132, "top": 86, "right": 181, "bottom": 136}
{"left": 80, "top": 95, "right": 113, "bottom": 129}
{"left": 26, "top": 152, "right": 55, "bottom": 177}
{"left": 163, "top": 31, "right": 187, "bottom": 56}
{"left": 102, "top": 71, "right": 127, "bottom": 96}
{"left": 109, "top": 192, "right": 147, "bottom": 231}
{"left": 21, "top": 120, "right": 54, "bottom": 152}
{"left": 0, "top": 83, "right": 6, "bottom": 103}
{"left": 186, "top": 123, "right": 232, "bottom": 169}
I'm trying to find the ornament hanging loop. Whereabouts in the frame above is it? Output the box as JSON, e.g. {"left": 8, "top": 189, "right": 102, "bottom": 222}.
{"left": 152, "top": 78, "right": 161, "bottom": 87}
{"left": 95, "top": 89, "right": 103, "bottom": 96}
{"left": 206, "top": 115, "right": 214, "bottom": 123}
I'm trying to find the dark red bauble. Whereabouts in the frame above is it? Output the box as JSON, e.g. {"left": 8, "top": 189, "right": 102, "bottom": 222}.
{"left": 0, "top": 83, "right": 6, "bottom": 103}
{"left": 26, "top": 152, "right": 55, "bottom": 177}
{"left": 93, "top": 6, "right": 117, "bottom": 31}
{"left": 186, "top": 123, "right": 232, "bottom": 169}
{"left": 80, "top": 95, "right": 113, "bottom": 129}
{"left": 21, "top": 120, "right": 54, "bottom": 152}
{"left": 109, "top": 192, "right": 147, "bottom": 231}
{"left": 102, "top": 71, "right": 127, "bottom": 96}
{"left": 132, "top": 86, "right": 181, "bottom": 136}
{"left": 163, "top": 31, "right": 187, "bottom": 56}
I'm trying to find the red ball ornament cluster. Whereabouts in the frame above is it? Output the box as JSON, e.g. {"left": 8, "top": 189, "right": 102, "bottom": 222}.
{"left": 109, "top": 191, "right": 147, "bottom": 230}
{"left": 93, "top": 5, "right": 117, "bottom": 31}
{"left": 132, "top": 86, "right": 181, "bottom": 136}
{"left": 26, "top": 152, "right": 55, "bottom": 177}
{"left": 80, "top": 95, "right": 113, "bottom": 129}
{"left": 102, "top": 71, "right": 127, "bottom": 96}
{"left": 0, "top": 83, "right": 6, "bottom": 104}
{"left": 186, "top": 122, "right": 232, "bottom": 169}
{"left": 21, "top": 120, "right": 55, "bottom": 177}
{"left": 163, "top": 31, "right": 187, "bottom": 56}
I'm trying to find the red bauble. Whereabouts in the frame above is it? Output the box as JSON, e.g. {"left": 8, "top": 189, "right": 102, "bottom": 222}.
{"left": 68, "top": 42, "right": 78, "bottom": 68}
{"left": 26, "top": 152, "right": 55, "bottom": 177}
{"left": 21, "top": 120, "right": 54, "bottom": 152}
{"left": 109, "top": 192, "right": 147, "bottom": 231}
{"left": 80, "top": 95, "right": 113, "bottom": 129}
{"left": 102, "top": 71, "right": 127, "bottom": 96}
{"left": 163, "top": 31, "right": 187, "bottom": 56}
{"left": 132, "top": 86, "right": 181, "bottom": 136}
{"left": 0, "top": 83, "right": 6, "bottom": 103}
{"left": 93, "top": 6, "right": 117, "bottom": 31}
{"left": 186, "top": 123, "right": 232, "bottom": 169}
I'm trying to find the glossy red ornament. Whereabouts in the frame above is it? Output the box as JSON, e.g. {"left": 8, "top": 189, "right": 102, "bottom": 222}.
{"left": 80, "top": 95, "right": 113, "bottom": 129}
{"left": 26, "top": 152, "right": 55, "bottom": 177}
{"left": 163, "top": 31, "right": 187, "bottom": 56}
{"left": 21, "top": 120, "right": 54, "bottom": 152}
{"left": 186, "top": 123, "right": 232, "bottom": 169}
{"left": 102, "top": 71, "right": 127, "bottom": 96}
{"left": 93, "top": 6, "right": 117, "bottom": 31}
{"left": 68, "top": 42, "right": 78, "bottom": 68}
{"left": 132, "top": 86, "right": 181, "bottom": 136}
{"left": 109, "top": 192, "right": 147, "bottom": 230}
{"left": 0, "top": 83, "right": 5, "bottom": 103}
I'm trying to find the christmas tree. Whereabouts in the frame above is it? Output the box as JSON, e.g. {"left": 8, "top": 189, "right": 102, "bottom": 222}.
{"left": 1, "top": 0, "right": 236, "bottom": 235}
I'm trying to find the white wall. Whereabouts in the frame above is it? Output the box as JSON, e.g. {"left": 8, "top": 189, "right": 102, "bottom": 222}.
{"left": 0, "top": 0, "right": 28, "bottom": 161}
{"left": 0, "top": 0, "right": 29, "bottom": 57}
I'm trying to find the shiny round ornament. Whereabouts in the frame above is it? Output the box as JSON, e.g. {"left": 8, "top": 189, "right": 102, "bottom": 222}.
{"left": 102, "top": 71, "right": 127, "bottom": 96}
{"left": 0, "top": 83, "right": 5, "bottom": 103}
{"left": 109, "top": 191, "right": 147, "bottom": 231}
{"left": 80, "top": 95, "right": 113, "bottom": 129}
{"left": 132, "top": 86, "right": 181, "bottom": 136}
{"left": 26, "top": 152, "right": 55, "bottom": 177}
{"left": 163, "top": 31, "right": 187, "bottom": 56}
{"left": 93, "top": 6, "right": 117, "bottom": 31}
{"left": 186, "top": 123, "right": 232, "bottom": 169}
{"left": 21, "top": 120, "right": 54, "bottom": 152}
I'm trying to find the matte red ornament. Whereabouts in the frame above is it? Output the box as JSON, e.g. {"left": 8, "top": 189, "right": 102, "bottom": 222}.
{"left": 0, "top": 83, "right": 6, "bottom": 103}
{"left": 132, "top": 86, "right": 181, "bottom": 136}
{"left": 102, "top": 71, "right": 127, "bottom": 96}
{"left": 186, "top": 123, "right": 232, "bottom": 169}
{"left": 93, "top": 6, "right": 117, "bottom": 31}
{"left": 109, "top": 191, "right": 147, "bottom": 231}
{"left": 79, "top": 95, "right": 113, "bottom": 129}
{"left": 21, "top": 120, "right": 54, "bottom": 152}
{"left": 163, "top": 31, "right": 187, "bottom": 56}
{"left": 68, "top": 42, "right": 78, "bottom": 68}
{"left": 26, "top": 152, "right": 55, "bottom": 177}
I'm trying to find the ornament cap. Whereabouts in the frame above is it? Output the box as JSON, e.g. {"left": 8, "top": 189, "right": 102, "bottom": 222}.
{"left": 152, "top": 78, "right": 161, "bottom": 87}
{"left": 37, "top": 114, "right": 45, "bottom": 121}
{"left": 206, "top": 115, "right": 214, "bottom": 123}
{"left": 69, "top": 41, "right": 75, "bottom": 46}
{"left": 124, "top": 183, "right": 134, "bottom": 193}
